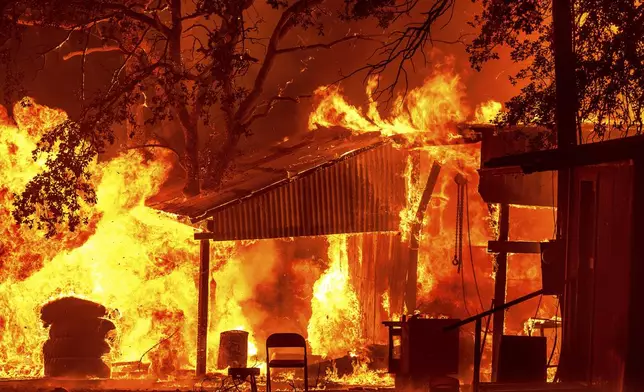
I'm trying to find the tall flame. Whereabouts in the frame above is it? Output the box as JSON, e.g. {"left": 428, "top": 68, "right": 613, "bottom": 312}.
{"left": 308, "top": 67, "right": 558, "bottom": 382}
{"left": 307, "top": 235, "right": 362, "bottom": 358}
{"left": 0, "top": 99, "right": 262, "bottom": 378}
{"left": 474, "top": 100, "right": 502, "bottom": 124}
{"left": 309, "top": 73, "right": 466, "bottom": 144}
{"left": 0, "top": 71, "right": 556, "bottom": 386}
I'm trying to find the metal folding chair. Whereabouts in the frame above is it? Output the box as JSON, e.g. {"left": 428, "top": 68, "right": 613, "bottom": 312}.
{"left": 265, "top": 333, "right": 308, "bottom": 392}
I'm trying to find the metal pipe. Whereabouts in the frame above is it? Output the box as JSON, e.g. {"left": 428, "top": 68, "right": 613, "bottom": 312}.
{"left": 196, "top": 239, "right": 210, "bottom": 377}
{"left": 445, "top": 289, "right": 544, "bottom": 330}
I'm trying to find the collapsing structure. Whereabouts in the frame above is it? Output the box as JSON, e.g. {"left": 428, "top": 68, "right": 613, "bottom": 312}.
{"left": 153, "top": 126, "right": 417, "bottom": 376}
{"left": 152, "top": 123, "right": 558, "bottom": 390}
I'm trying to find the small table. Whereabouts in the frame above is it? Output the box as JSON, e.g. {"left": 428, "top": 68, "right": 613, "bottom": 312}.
{"left": 228, "top": 367, "right": 261, "bottom": 392}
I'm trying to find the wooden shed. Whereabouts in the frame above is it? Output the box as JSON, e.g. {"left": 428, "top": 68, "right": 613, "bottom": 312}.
{"left": 483, "top": 134, "right": 644, "bottom": 392}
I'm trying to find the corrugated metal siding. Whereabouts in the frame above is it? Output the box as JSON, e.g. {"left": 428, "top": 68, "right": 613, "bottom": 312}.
{"left": 206, "top": 144, "right": 408, "bottom": 241}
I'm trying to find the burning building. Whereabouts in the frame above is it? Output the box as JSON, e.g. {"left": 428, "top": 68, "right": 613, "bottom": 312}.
{"left": 0, "top": 64, "right": 561, "bottom": 392}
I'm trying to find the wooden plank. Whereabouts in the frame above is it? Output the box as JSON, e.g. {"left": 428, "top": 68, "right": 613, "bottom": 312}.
{"left": 196, "top": 239, "right": 210, "bottom": 377}
{"left": 194, "top": 232, "right": 214, "bottom": 240}
{"left": 406, "top": 161, "right": 442, "bottom": 312}
{"left": 624, "top": 159, "right": 644, "bottom": 392}
{"left": 488, "top": 241, "right": 543, "bottom": 254}
{"left": 492, "top": 204, "right": 510, "bottom": 382}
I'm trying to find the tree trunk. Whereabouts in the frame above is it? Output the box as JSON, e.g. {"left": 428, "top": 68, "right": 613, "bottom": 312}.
{"left": 168, "top": 0, "right": 202, "bottom": 197}
{"left": 202, "top": 130, "right": 241, "bottom": 191}
{"left": 183, "top": 122, "right": 200, "bottom": 197}
{"left": 177, "top": 105, "right": 201, "bottom": 197}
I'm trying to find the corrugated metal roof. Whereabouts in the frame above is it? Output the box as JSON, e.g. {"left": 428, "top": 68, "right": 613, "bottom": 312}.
{"left": 148, "top": 127, "right": 407, "bottom": 225}
{"left": 148, "top": 124, "right": 489, "bottom": 240}
{"left": 204, "top": 142, "right": 408, "bottom": 240}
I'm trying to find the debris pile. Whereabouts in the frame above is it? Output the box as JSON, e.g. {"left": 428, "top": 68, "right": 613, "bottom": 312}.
{"left": 41, "top": 297, "right": 115, "bottom": 378}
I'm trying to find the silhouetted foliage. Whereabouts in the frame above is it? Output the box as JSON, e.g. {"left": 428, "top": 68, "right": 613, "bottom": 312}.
{"left": 345, "top": 0, "right": 643, "bottom": 140}
{"left": 337, "top": 0, "right": 458, "bottom": 97}
{"left": 468, "top": 0, "right": 644, "bottom": 141}
{"left": 5, "top": 0, "right": 411, "bottom": 236}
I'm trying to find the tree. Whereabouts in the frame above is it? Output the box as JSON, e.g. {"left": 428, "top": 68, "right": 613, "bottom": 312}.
{"left": 337, "top": 0, "right": 459, "bottom": 98}
{"left": 354, "top": 0, "right": 643, "bottom": 140}
{"left": 469, "top": 0, "right": 643, "bottom": 140}
{"left": 2, "top": 0, "right": 389, "bottom": 236}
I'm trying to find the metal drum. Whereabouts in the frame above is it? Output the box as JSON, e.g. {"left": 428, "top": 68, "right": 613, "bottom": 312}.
{"left": 217, "top": 330, "right": 249, "bottom": 369}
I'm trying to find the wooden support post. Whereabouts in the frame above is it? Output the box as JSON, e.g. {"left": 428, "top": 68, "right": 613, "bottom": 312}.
{"left": 553, "top": 0, "right": 577, "bottom": 380}
{"left": 491, "top": 203, "right": 509, "bottom": 382}
{"left": 406, "top": 162, "right": 442, "bottom": 313}
{"left": 624, "top": 159, "right": 644, "bottom": 392}
{"left": 473, "top": 318, "right": 482, "bottom": 392}
{"left": 553, "top": 0, "right": 575, "bottom": 258}
{"left": 553, "top": 0, "right": 578, "bottom": 150}
{"left": 196, "top": 239, "right": 210, "bottom": 377}
{"left": 487, "top": 241, "right": 542, "bottom": 254}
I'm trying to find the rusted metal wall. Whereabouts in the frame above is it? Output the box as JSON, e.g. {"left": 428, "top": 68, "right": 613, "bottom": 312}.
{"left": 348, "top": 233, "right": 408, "bottom": 345}
{"left": 563, "top": 161, "right": 633, "bottom": 388}
{"left": 206, "top": 144, "right": 408, "bottom": 241}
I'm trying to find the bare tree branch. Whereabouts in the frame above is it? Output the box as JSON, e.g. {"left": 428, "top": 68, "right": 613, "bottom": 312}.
{"left": 107, "top": 26, "right": 152, "bottom": 95}
{"left": 123, "top": 144, "right": 185, "bottom": 170}
{"left": 80, "top": 28, "right": 91, "bottom": 102}
{"left": 63, "top": 45, "right": 123, "bottom": 61}
{"left": 234, "top": 0, "right": 325, "bottom": 125}
{"left": 337, "top": 0, "right": 457, "bottom": 100}
{"left": 244, "top": 94, "right": 312, "bottom": 126}
{"left": 99, "top": 2, "right": 172, "bottom": 37}
{"left": 275, "top": 34, "right": 381, "bottom": 55}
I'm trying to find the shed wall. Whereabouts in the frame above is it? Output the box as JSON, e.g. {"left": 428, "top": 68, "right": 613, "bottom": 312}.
{"left": 564, "top": 162, "right": 633, "bottom": 388}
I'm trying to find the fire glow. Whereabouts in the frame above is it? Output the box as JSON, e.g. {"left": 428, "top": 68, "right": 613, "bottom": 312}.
{"left": 0, "top": 67, "right": 556, "bottom": 384}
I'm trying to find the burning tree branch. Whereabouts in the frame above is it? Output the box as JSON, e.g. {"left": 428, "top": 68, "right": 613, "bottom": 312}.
{"left": 245, "top": 94, "right": 313, "bottom": 126}
{"left": 275, "top": 34, "right": 382, "bottom": 55}
{"left": 62, "top": 45, "right": 123, "bottom": 61}
{"left": 123, "top": 144, "right": 187, "bottom": 171}
{"left": 7, "top": 0, "right": 431, "bottom": 235}
{"left": 336, "top": 0, "right": 460, "bottom": 99}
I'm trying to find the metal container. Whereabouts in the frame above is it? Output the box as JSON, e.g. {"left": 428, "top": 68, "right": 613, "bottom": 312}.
{"left": 217, "top": 330, "right": 249, "bottom": 369}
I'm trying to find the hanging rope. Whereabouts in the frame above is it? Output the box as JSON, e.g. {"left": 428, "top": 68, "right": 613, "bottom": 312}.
{"left": 452, "top": 175, "right": 466, "bottom": 273}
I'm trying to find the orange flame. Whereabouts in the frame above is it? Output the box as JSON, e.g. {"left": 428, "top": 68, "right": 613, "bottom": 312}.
{"left": 474, "top": 100, "right": 502, "bottom": 124}
{"left": 307, "top": 235, "right": 362, "bottom": 358}
{"left": 0, "top": 99, "right": 262, "bottom": 378}
{"left": 309, "top": 73, "right": 466, "bottom": 145}
{"left": 308, "top": 67, "right": 558, "bottom": 382}
{"left": 1, "top": 72, "right": 557, "bottom": 386}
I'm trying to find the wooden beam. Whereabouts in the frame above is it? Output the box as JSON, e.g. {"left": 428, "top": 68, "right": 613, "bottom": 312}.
{"left": 553, "top": 0, "right": 576, "bottom": 382}
{"left": 491, "top": 204, "right": 510, "bottom": 382}
{"left": 553, "top": 0, "right": 578, "bottom": 149}
{"left": 488, "top": 241, "right": 543, "bottom": 254}
{"left": 406, "top": 161, "right": 442, "bottom": 312}
{"left": 196, "top": 239, "right": 210, "bottom": 377}
{"left": 194, "top": 232, "right": 214, "bottom": 240}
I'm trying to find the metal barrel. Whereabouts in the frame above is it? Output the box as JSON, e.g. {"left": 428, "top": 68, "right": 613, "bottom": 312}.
{"left": 217, "top": 330, "right": 249, "bottom": 369}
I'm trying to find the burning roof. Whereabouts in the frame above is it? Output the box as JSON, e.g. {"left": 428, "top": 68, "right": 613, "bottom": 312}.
{"left": 148, "top": 126, "right": 390, "bottom": 223}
